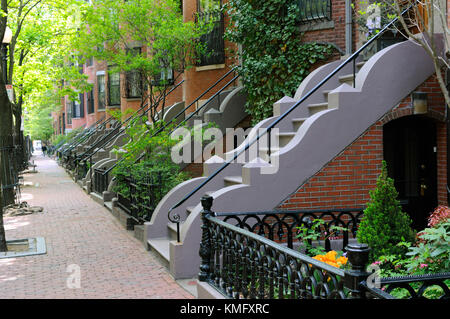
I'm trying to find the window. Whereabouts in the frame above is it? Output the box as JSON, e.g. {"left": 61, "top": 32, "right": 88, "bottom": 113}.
{"left": 108, "top": 71, "right": 121, "bottom": 106}
{"left": 87, "top": 89, "right": 95, "bottom": 114}
{"left": 86, "top": 56, "right": 94, "bottom": 67}
{"left": 196, "top": 1, "right": 225, "bottom": 66}
{"left": 297, "top": 0, "right": 332, "bottom": 23}
{"left": 198, "top": 0, "right": 221, "bottom": 11}
{"left": 79, "top": 93, "right": 85, "bottom": 118}
{"left": 125, "top": 47, "right": 143, "bottom": 98}
{"left": 72, "top": 93, "right": 84, "bottom": 118}
{"left": 72, "top": 100, "right": 79, "bottom": 118}
{"left": 66, "top": 102, "right": 72, "bottom": 125}
{"left": 152, "top": 61, "right": 174, "bottom": 87}
{"left": 97, "top": 74, "right": 106, "bottom": 109}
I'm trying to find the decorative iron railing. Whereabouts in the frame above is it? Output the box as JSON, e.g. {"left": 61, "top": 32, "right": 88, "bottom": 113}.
{"left": 197, "top": 195, "right": 450, "bottom": 299}
{"left": 297, "top": 0, "right": 332, "bottom": 23}
{"left": 116, "top": 171, "right": 163, "bottom": 225}
{"left": 93, "top": 166, "right": 109, "bottom": 196}
{"left": 196, "top": 10, "right": 225, "bottom": 66}
{"left": 214, "top": 208, "right": 364, "bottom": 252}
{"left": 0, "top": 139, "right": 20, "bottom": 207}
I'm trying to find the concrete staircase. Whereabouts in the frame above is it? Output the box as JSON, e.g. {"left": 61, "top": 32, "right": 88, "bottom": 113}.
{"left": 91, "top": 88, "right": 248, "bottom": 216}
{"left": 145, "top": 39, "right": 435, "bottom": 279}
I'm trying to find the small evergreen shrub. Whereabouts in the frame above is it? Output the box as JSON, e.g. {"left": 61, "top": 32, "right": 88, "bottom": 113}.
{"left": 357, "top": 161, "right": 415, "bottom": 261}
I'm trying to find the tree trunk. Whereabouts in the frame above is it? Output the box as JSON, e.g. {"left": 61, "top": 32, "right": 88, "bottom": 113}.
{"left": 0, "top": 191, "right": 6, "bottom": 251}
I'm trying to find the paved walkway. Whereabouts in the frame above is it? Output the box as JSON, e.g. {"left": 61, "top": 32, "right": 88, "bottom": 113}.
{"left": 0, "top": 154, "right": 194, "bottom": 299}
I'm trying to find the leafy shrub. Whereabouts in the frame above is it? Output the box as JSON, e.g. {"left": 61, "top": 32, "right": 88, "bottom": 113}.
{"left": 427, "top": 205, "right": 450, "bottom": 228}
{"left": 111, "top": 113, "right": 191, "bottom": 217}
{"left": 357, "top": 161, "right": 415, "bottom": 262}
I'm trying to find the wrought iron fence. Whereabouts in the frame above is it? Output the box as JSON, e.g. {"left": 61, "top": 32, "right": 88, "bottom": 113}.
{"left": 297, "top": 0, "right": 332, "bottom": 23}
{"left": 116, "top": 171, "right": 163, "bottom": 224}
{"left": 216, "top": 208, "right": 364, "bottom": 252}
{"left": 0, "top": 137, "right": 19, "bottom": 207}
{"left": 197, "top": 195, "right": 450, "bottom": 299}
{"left": 93, "top": 166, "right": 109, "bottom": 196}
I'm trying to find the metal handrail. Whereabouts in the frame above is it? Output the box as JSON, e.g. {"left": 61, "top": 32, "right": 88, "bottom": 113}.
{"left": 102, "top": 67, "right": 239, "bottom": 176}
{"left": 61, "top": 115, "right": 109, "bottom": 155}
{"left": 77, "top": 79, "right": 185, "bottom": 163}
{"left": 167, "top": 2, "right": 419, "bottom": 240}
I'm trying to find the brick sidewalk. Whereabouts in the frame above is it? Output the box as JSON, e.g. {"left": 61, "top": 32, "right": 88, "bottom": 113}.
{"left": 0, "top": 155, "right": 194, "bottom": 299}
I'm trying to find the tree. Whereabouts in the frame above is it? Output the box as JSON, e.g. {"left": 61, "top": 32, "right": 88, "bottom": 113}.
{"left": 357, "top": 161, "right": 416, "bottom": 261}
{"left": 0, "top": 0, "right": 83, "bottom": 251}
{"left": 354, "top": 0, "right": 450, "bottom": 108}
{"left": 75, "top": 0, "right": 210, "bottom": 123}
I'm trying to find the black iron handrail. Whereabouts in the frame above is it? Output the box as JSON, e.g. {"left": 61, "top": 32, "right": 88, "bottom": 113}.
{"left": 61, "top": 115, "right": 109, "bottom": 155}
{"left": 81, "top": 80, "right": 185, "bottom": 189}
{"left": 101, "top": 66, "right": 239, "bottom": 177}
{"left": 167, "top": 1, "right": 419, "bottom": 241}
{"left": 77, "top": 79, "right": 185, "bottom": 164}
{"left": 59, "top": 116, "right": 110, "bottom": 159}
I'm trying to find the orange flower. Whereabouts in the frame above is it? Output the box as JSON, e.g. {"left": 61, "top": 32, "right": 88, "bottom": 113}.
{"left": 336, "top": 256, "right": 348, "bottom": 265}
{"left": 313, "top": 251, "right": 346, "bottom": 269}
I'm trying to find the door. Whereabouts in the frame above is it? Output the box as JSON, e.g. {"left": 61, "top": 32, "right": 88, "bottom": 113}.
{"left": 383, "top": 116, "right": 437, "bottom": 231}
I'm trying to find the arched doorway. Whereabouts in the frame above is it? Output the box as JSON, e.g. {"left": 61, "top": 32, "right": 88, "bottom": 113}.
{"left": 383, "top": 115, "right": 437, "bottom": 230}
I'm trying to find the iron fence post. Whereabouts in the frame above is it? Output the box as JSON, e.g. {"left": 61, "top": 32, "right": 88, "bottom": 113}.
{"left": 344, "top": 243, "right": 371, "bottom": 299}
{"left": 199, "top": 194, "right": 213, "bottom": 282}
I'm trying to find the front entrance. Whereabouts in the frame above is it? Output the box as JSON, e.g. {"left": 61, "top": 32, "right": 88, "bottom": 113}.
{"left": 383, "top": 115, "right": 437, "bottom": 231}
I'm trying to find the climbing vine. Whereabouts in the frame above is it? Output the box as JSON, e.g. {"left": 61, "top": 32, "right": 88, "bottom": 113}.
{"left": 224, "top": 0, "right": 335, "bottom": 123}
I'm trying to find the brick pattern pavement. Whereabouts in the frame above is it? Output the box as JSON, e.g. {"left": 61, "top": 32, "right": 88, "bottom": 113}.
{"left": 0, "top": 155, "right": 194, "bottom": 299}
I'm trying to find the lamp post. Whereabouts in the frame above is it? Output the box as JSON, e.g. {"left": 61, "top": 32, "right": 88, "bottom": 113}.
{"left": 2, "top": 26, "right": 12, "bottom": 84}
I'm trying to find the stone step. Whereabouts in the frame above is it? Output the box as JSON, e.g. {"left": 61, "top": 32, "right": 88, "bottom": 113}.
{"left": 339, "top": 73, "right": 355, "bottom": 85}
{"left": 292, "top": 117, "right": 307, "bottom": 131}
{"left": 276, "top": 132, "right": 296, "bottom": 147}
{"left": 223, "top": 175, "right": 243, "bottom": 187}
{"left": 104, "top": 200, "right": 113, "bottom": 212}
{"left": 147, "top": 238, "right": 170, "bottom": 267}
{"left": 308, "top": 102, "right": 329, "bottom": 115}
{"left": 89, "top": 192, "right": 103, "bottom": 205}
{"left": 186, "top": 206, "right": 196, "bottom": 216}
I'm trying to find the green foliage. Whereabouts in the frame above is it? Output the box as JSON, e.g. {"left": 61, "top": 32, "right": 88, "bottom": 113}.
{"left": 370, "top": 220, "right": 450, "bottom": 299}
{"left": 405, "top": 220, "right": 450, "bottom": 274}
{"left": 225, "top": 0, "right": 335, "bottom": 123}
{"left": 357, "top": 161, "right": 416, "bottom": 262}
{"left": 75, "top": 0, "right": 211, "bottom": 122}
{"left": 111, "top": 113, "right": 190, "bottom": 216}
{"left": 296, "top": 218, "right": 348, "bottom": 256}
{"left": 50, "top": 126, "right": 83, "bottom": 146}
{"left": 352, "top": 1, "right": 397, "bottom": 39}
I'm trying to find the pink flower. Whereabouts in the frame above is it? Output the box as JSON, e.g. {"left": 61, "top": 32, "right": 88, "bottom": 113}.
{"left": 420, "top": 263, "right": 428, "bottom": 269}
{"left": 372, "top": 261, "right": 381, "bottom": 266}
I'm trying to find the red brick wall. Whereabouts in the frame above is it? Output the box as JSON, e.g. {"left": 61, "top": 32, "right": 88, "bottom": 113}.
{"left": 183, "top": 0, "right": 237, "bottom": 113}
{"left": 302, "top": 0, "right": 359, "bottom": 54}
{"left": 278, "top": 74, "right": 448, "bottom": 211}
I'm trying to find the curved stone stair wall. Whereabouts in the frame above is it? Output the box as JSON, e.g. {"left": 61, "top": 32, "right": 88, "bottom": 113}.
{"left": 145, "top": 39, "right": 435, "bottom": 279}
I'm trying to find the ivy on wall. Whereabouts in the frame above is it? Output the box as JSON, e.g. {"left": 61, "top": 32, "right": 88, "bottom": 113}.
{"left": 225, "top": 0, "right": 335, "bottom": 123}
